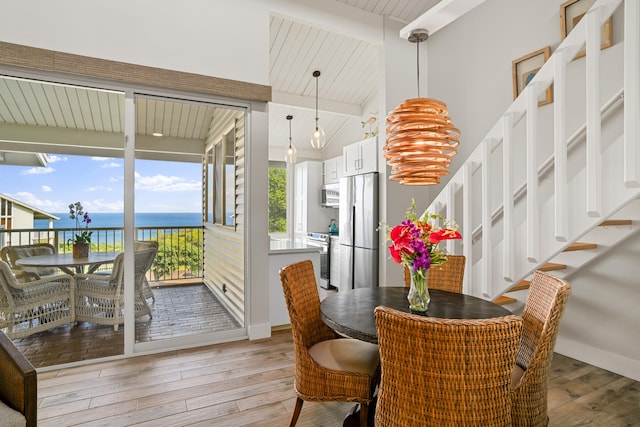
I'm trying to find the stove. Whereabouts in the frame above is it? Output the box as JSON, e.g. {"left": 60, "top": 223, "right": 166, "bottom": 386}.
{"left": 305, "top": 231, "right": 332, "bottom": 289}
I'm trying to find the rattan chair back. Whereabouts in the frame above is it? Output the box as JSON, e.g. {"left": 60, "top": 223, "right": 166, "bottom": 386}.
{"left": 511, "top": 270, "right": 571, "bottom": 427}
{"left": 279, "top": 260, "right": 379, "bottom": 427}
{"left": 403, "top": 255, "right": 466, "bottom": 293}
{"left": 374, "top": 306, "right": 522, "bottom": 426}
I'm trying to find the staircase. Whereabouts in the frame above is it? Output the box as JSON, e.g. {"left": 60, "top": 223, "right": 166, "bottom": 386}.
{"left": 426, "top": 0, "right": 640, "bottom": 308}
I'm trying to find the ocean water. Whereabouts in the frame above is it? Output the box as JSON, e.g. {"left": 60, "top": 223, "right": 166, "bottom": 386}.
{"left": 34, "top": 212, "right": 202, "bottom": 245}
{"left": 35, "top": 212, "right": 202, "bottom": 229}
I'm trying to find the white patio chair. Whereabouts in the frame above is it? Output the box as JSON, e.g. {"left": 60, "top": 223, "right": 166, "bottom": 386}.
{"left": 74, "top": 247, "right": 156, "bottom": 331}
{"left": 0, "top": 260, "right": 75, "bottom": 339}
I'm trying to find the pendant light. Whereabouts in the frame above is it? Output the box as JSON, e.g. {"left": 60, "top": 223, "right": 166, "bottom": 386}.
{"left": 310, "top": 70, "right": 326, "bottom": 150}
{"left": 384, "top": 29, "right": 460, "bottom": 186}
{"left": 285, "top": 115, "right": 297, "bottom": 164}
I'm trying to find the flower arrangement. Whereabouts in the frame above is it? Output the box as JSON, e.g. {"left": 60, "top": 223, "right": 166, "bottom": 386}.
{"left": 68, "top": 202, "right": 93, "bottom": 245}
{"left": 384, "top": 199, "right": 461, "bottom": 311}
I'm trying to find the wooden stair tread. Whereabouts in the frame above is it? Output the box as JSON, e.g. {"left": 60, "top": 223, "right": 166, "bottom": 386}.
{"left": 494, "top": 295, "right": 517, "bottom": 305}
{"left": 539, "top": 262, "right": 566, "bottom": 271}
{"left": 565, "top": 242, "right": 597, "bottom": 251}
{"left": 509, "top": 280, "right": 531, "bottom": 292}
{"left": 599, "top": 219, "right": 632, "bottom": 226}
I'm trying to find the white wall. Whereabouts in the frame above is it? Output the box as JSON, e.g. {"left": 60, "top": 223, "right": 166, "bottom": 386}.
{"left": 0, "top": 0, "right": 270, "bottom": 86}
{"left": 555, "top": 232, "right": 640, "bottom": 381}
{"left": 426, "top": 0, "right": 561, "bottom": 190}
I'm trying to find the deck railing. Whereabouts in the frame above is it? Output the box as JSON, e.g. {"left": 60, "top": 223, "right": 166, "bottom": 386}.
{"left": 0, "top": 226, "right": 204, "bottom": 282}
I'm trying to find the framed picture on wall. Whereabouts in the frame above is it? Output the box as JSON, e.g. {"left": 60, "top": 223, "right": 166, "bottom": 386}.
{"left": 560, "top": 0, "right": 613, "bottom": 59}
{"left": 512, "top": 46, "right": 553, "bottom": 106}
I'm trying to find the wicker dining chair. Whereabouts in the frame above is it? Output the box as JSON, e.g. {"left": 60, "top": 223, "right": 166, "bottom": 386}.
{"left": 374, "top": 306, "right": 523, "bottom": 427}
{"left": 403, "top": 254, "right": 466, "bottom": 293}
{"left": 510, "top": 270, "right": 571, "bottom": 427}
{"left": 279, "top": 260, "right": 380, "bottom": 427}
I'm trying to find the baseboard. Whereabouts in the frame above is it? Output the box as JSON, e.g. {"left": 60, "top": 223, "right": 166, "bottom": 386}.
{"left": 555, "top": 336, "right": 640, "bottom": 382}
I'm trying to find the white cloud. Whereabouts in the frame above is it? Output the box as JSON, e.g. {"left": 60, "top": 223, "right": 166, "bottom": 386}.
{"left": 20, "top": 166, "right": 55, "bottom": 175}
{"left": 135, "top": 174, "right": 201, "bottom": 192}
{"left": 47, "top": 155, "right": 67, "bottom": 163}
{"left": 91, "top": 157, "right": 111, "bottom": 161}
{"left": 41, "top": 185, "right": 52, "bottom": 192}
{"left": 88, "top": 185, "right": 112, "bottom": 192}
{"left": 101, "top": 162, "right": 121, "bottom": 168}
{"left": 8, "top": 192, "right": 66, "bottom": 213}
{"left": 109, "top": 176, "right": 123, "bottom": 182}
{"left": 84, "top": 199, "right": 124, "bottom": 213}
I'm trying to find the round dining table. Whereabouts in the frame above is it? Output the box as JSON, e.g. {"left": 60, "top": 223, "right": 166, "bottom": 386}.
{"left": 320, "top": 287, "right": 513, "bottom": 343}
{"left": 15, "top": 251, "right": 120, "bottom": 275}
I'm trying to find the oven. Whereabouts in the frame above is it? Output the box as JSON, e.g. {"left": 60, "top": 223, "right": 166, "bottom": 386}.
{"left": 306, "top": 231, "right": 331, "bottom": 289}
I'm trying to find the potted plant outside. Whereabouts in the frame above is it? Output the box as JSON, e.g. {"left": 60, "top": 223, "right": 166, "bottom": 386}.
{"left": 68, "top": 202, "right": 92, "bottom": 258}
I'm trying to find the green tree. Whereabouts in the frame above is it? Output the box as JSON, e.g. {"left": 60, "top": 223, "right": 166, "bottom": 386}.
{"left": 151, "top": 229, "right": 203, "bottom": 280}
{"left": 268, "top": 167, "right": 287, "bottom": 233}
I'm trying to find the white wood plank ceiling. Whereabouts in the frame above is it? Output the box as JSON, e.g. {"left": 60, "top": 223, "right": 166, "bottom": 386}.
{"left": 0, "top": 0, "right": 442, "bottom": 164}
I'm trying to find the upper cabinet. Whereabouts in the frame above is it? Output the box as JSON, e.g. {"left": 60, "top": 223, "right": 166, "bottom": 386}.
{"left": 323, "top": 155, "right": 344, "bottom": 184}
{"left": 343, "top": 136, "right": 378, "bottom": 176}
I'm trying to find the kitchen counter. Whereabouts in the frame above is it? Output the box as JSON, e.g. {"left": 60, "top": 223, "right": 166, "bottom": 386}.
{"left": 269, "top": 238, "right": 322, "bottom": 254}
{"left": 269, "top": 238, "right": 321, "bottom": 326}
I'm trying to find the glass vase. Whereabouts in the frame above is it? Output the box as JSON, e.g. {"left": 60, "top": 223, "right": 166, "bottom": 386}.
{"left": 407, "top": 268, "right": 430, "bottom": 312}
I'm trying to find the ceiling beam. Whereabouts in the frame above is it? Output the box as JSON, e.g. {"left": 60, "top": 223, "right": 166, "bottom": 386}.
{"left": 271, "top": 91, "right": 362, "bottom": 117}
{"left": 400, "top": 0, "right": 486, "bottom": 39}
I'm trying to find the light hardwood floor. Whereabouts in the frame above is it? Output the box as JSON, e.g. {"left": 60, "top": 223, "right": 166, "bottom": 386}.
{"left": 37, "top": 329, "right": 640, "bottom": 427}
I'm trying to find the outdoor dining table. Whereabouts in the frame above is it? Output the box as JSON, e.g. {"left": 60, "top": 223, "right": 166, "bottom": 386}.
{"left": 320, "top": 287, "right": 513, "bottom": 344}
{"left": 15, "top": 251, "right": 120, "bottom": 276}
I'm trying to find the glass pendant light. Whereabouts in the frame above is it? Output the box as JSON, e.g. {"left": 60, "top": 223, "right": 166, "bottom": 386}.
{"left": 384, "top": 29, "right": 460, "bottom": 185}
{"left": 310, "top": 70, "right": 326, "bottom": 150}
{"left": 285, "top": 115, "right": 297, "bottom": 164}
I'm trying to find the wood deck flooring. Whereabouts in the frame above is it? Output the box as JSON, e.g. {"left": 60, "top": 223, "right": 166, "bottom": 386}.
{"left": 36, "top": 329, "right": 640, "bottom": 426}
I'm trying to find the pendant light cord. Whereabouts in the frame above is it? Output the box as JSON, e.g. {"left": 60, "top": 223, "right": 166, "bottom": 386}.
{"left": 314, "top": 74, "right": 319, "bottom": 130}
{"left": 416, "top": 39, "right": 421, "bottom": 98}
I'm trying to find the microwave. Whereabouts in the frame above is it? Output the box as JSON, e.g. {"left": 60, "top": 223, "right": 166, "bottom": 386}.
{"left": 321, "top": 183, "right": 340, "bottom": 208}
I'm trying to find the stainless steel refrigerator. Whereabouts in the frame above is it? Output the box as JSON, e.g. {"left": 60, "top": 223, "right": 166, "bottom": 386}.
{"left": 339, "top": 172, "right": 379, "bottom": 289}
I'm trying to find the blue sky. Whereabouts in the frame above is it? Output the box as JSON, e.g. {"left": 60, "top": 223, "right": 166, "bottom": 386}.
{"left": 3, "top": 154, "right": 202, "bottom": 213}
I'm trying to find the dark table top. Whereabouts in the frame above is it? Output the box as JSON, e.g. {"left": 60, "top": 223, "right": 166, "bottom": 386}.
{"left": 320, "top": 287, "right": 513, "bottom": 343}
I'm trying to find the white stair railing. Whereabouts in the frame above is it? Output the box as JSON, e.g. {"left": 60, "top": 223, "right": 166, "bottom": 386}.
{"left": 427, "top": 0, "right": 640, "bottom": 300}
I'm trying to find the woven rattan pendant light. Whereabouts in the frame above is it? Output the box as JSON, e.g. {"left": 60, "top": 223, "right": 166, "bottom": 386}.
{"left": 384, "top": 29, "right": 460, "bottom": 186}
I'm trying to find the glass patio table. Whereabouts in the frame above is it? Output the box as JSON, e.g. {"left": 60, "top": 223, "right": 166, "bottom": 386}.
{"left": 16, "top": 251, "right": 120, "bottom": 276}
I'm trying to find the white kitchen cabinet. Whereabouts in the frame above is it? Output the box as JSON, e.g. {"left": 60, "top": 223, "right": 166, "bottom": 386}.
{"left": 294, "top": 161, "right": 333, "bottom": 234}
{"left": 323, "top": 155, "right": 344, "bottom": 184}
{"left": 343, "top": 136, "right": 378, "bottom": 176}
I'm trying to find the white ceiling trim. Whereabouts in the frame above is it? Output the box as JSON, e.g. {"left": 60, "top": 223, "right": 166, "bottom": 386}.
{"left": 399, "top": 0, "right": 486, "bottom": 39}
{"left": 271, "top": 91, "right": 362, "bottom": 117}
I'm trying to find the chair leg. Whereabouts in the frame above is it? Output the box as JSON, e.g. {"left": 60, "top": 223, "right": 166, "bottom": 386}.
{"left": 289, "top": 397, "right": 304, "bottom": 427}
{"left": 359, "top": 403, "right": 368, "bottom": 427}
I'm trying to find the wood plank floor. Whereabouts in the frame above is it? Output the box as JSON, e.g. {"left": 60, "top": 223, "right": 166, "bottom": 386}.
{"left": 36, "top": 329, "right": 640, "bottom": 427}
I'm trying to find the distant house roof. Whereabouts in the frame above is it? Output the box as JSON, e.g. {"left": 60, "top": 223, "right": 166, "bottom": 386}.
{"left": 0, "top": 193, "right": 59, "bottom": 221}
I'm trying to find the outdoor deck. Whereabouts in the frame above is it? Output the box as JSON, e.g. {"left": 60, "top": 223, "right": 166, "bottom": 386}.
{"left": 12, "top": 282, "right": 241, "bottom": 368}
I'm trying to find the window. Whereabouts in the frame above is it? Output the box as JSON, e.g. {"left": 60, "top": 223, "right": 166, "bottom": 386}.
{"left": 268, "top": 161, "right": 287, "bottom": 233}
{"left": 207, "top": 127, "right": 236, "bottom": 226}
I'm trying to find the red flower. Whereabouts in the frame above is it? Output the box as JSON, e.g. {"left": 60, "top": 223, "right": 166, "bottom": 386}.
{"left": 428, "top": 229, "right": 462, "bottom": 245}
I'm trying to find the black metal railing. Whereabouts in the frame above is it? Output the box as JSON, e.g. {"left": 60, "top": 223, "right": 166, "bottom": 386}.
{"left": 0, "top": 226, "right": 204, "bottom": 282}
